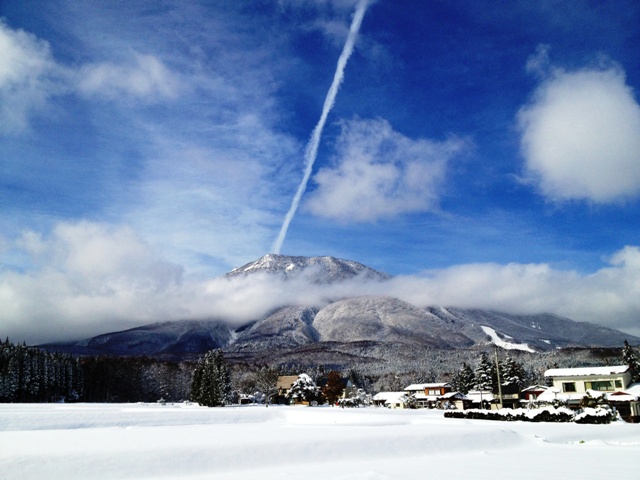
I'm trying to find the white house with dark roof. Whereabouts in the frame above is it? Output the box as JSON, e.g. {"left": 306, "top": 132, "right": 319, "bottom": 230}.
{"left": 544, "top": 365, "right": 632, "bottom": 395}
{"left": 541, "top": 365, "right": 640, "bottom": 421}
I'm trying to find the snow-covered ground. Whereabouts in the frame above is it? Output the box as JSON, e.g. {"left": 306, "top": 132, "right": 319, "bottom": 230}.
{"left": 1, "top": 403, "right": 638, "bottom": 479}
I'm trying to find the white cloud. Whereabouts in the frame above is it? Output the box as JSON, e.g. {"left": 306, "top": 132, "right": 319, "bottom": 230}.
{"left": 0, "top": 222, "right": 184, "bottom": 343}
{"left": 384, "top": 247, "right": 640, "bottom": 337}
{"left": 0, "top": 21, "right": 66, "bottom": 134}
{"left": 518, "top": 59, "right": 640, "bottom": 203}
{"left": 305, "top": 118, "right": 468, "bottom": 222}
{"left": 78, "top": 53, "right": 181, "bottom": 101}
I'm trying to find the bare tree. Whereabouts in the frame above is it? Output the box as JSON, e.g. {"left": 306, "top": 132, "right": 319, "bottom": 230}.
{"left": 253, "top": 366, "right": 280, "bottom": 407}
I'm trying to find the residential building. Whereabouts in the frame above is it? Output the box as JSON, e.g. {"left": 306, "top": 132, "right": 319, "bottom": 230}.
{"left": 521, "top": 385, "right": 549, "bottom": 402}
{"left": 275, "top": 375, "right": 299, "bottom": 404}
{"left": 372, "top": 392, "right": 407, "bottom": 409}
{"left": 544, "top": 365, "right": 632, "bottom": 395}
{"left": 404, "top": 383, "right": 452, "bottom": 408}
{"left": 541, "top": 365, "right": 640, "bottom": 421}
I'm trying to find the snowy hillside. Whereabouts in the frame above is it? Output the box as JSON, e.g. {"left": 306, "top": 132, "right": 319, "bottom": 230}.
{"left": 312, "top": 296, "right": 473, "bottom": 347}
{"left": 232, "top": 305, "right": 320, "bottom": 350}
{"left": 43, "top": 320, "right": 234, "bottom": 357}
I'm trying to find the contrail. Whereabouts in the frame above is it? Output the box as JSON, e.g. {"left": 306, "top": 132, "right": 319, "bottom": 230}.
{"left": 272, "top": 0, "right": 370, "bottom": 254}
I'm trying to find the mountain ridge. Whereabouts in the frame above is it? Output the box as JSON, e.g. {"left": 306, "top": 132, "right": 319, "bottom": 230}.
{"left": 39, "top": 255, "right": 640, "bottom": 360}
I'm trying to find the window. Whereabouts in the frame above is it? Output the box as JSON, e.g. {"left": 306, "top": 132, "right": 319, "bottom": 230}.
{"left": 562, "top": 382, "right": 576, "bottom": 393}
{"left": 615, "top": 380, "right": 623, "bottom": 389}
{"left": 585, "top": 381, "right": 614, "bottom": 391}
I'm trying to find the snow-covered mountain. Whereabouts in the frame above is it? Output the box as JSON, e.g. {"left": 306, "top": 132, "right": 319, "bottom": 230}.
{"left": 225, "top": 254, "right": 391, "bottom": 283}
{"left": 41, "top": 255, "right": 640, "bottom": 359}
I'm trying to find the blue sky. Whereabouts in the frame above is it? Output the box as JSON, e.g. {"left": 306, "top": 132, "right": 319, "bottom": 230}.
{"left": 1, "top": 0, "right": 640, "bottom": 343}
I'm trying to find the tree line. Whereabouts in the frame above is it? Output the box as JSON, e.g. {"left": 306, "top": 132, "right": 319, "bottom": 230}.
{"left": 1, "top": 337, "right": 638, "bottom": 404}
{"left": 0, "top": 338, "right": 82, "bottom": 402}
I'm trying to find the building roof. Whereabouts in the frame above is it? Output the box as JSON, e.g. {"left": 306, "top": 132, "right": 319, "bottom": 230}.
{"left": 404, "top": 383, "right": 451, "bottom": 391}
{"left": 440, "top": 392, "right": 468, "bottom": 400}
{"left": 544, "top": 365, "right": 629, "bottom": 377}
{"left": 607, "top": 391, "right": 638, "bottom": 402}
{"left": 466, "top": 390, "right": 494, "bottom": 402}
{"left": 522, "top": 385, "right": 549, "bottom": 393}
{"left": 276, "top": 375, "right": 299, "bottom": 390}
{"left": 625, "top": 382, "right": 640, "bottom": 396}
{"left": 373, "top": 392, "right": 406, "bottom": 404}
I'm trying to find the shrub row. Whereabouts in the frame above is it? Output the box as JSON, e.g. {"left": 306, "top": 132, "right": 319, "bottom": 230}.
{"left": 444, "top": 407, "right": 615, "bottom": 424}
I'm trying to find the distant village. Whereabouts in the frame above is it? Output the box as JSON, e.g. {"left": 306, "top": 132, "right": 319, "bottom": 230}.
{"left": 270, "top": 364, "right": 640, "bottom": 423}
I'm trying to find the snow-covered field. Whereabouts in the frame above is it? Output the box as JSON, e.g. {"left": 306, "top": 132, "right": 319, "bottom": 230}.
{"left": 1, "top": 403, "right": 639, "bottom": 479}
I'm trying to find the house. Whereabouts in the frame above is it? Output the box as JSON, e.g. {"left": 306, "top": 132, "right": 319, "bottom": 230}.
{"left": 497, "top": 383, "right": 521, "bottom": 409}
{"left": 608, "top": 382, "right": 640, "bottom": 423}
{"left": 465, "top": 390, "right": 494, "bottom": 409}
{"left": 438, "top": 392, "right": 471, "bottom": 411}
{"left": 606, "top": 389, "right": 640, "bottom": 422}
{"left": 317, "top": 377, "right": 357, "bottom": 400}
{"left": 373, "top": 392, "right": 407, "bottom": 409}
{"left": 544, "top": 365, "right": 632, "bottom": 395}
{"left": 275, "top": 375, "right": 299, "bottom": 404}
{"left": 521, "top": 385, "right": 549, "bottom": 402}
{"left": 540, "top": 365, "right": 640, "bottom": 421}
{"left": 404, "top": 383, "right": 452, "bottom": 408}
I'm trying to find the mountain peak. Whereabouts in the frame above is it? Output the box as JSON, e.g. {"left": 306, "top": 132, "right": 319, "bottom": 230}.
{"left": 225, "top": 254, "right": 391, "bottom": 284}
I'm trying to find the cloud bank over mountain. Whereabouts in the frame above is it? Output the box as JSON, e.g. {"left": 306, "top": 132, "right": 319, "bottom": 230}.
{"left": 2, "top": 220, "right": 639, "bottom": 344}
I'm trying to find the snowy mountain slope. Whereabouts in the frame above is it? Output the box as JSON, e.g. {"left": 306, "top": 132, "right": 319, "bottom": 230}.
{"left": 232, "top": 305, "right": 320, "bottom": 350}
{"left": 42, "top": 320, "right": 234, "bottom": 357}
{"left": 225, "top": 254, "right": 391, "bottom": 283}
{"left": 311, "top": 296, "right": 474, "bottom": 348}
{"left": 423, "top": 307, "right": 636, "bottom": 351}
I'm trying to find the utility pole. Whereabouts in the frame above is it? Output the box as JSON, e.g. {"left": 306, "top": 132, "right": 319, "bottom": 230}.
{"left": 494, "top": 347, "right": 503, "bottom": 409}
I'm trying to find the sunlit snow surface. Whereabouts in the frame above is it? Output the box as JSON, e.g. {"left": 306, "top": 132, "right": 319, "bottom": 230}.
{"left": 1, "top": 403, "right": 639, "bottom": 479}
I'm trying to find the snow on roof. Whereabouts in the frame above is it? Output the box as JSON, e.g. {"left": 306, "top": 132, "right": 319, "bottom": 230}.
{"left": 373, "top": 392, "right": 406, "bottom": 401}
{"left": 624, "top": 383, "right": 640, "bottom": 396}
{"left": 404, "top": 383, "right": 451, "bottom": 391}
{"left": 466, "top": 390, "right": 494, "bottom": 402}
{"left": 440, "top": 392, "right": 467, "bottom": 400}
{"left": 373, "top": 392, "right": 406, "bottom": 405}
{"left": 522, "top": 385, "right": 549, "bottom": 392}
{"left": 544, "top": 365, "right": 629, "bottom": 377}
{"left": 607, "top": 391, "right": 638, "bottom": 402}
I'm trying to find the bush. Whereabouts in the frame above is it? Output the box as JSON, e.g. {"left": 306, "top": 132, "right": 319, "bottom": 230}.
{"left": 445, "top": 407, "right": 576, "bottom": 423}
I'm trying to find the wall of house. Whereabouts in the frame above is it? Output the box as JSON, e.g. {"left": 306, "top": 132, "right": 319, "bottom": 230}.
{"left": 551, "top": 372, "right": 632, "bottom": 394}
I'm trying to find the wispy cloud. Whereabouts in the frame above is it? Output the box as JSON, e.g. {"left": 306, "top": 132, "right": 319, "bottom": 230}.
{"left": 0, "top": 21, "right": 183, "bottom": 135}
{"left": 0, "top": 21, "right": 67, "bottom": 134}
{"left": 518, "top": 50, "right": 640, "bottom": 203}
{"left": 305, "top": 117, "right": 469, "bottom": 222}
{"left": 77, "top": 53, "right": 181, "bottom": 101}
